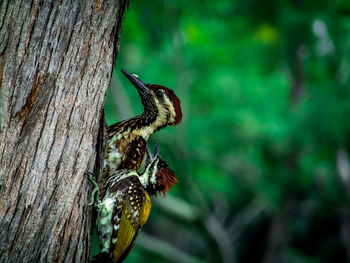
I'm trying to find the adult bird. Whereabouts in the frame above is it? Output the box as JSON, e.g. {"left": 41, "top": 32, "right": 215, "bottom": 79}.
{"left": 101, "top": 70, "right": 182, "bottom": 194}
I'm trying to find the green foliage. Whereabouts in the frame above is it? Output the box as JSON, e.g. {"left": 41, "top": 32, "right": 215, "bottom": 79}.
{"left": 104, "top": 0, "right": 350, "bottom": 262}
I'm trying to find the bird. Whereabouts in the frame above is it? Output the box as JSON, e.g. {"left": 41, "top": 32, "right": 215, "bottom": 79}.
{"left": 101, "top": 70, "right": 182, "bottom": 195}
{"left": 88, "top": 144, "right": 178, "bottom": 263}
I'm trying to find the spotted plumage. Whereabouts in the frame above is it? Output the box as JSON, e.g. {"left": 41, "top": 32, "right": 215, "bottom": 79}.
{"left": 89, "top": 144, "right": 178, "bottom": 263}
{"left": 101, "top": 70, "right": 182, "bottom": 196}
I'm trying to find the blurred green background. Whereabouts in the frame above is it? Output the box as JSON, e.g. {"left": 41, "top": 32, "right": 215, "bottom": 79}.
{"left": 100, "top": 0, "right": 350, "bottom": 262}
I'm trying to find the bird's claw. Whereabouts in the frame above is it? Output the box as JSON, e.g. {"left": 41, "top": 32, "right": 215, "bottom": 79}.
{"left": 85, "top": 172, "right": 100, "bottom": 206}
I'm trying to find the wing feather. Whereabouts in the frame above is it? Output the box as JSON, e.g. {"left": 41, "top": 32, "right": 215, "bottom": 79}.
{"left": 112, "top": 191, "right": 151, "bottom": 263}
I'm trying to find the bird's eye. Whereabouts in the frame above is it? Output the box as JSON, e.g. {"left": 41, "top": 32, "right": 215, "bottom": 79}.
{"left": 155, "top": 90, "right": 163, "bottom": 98}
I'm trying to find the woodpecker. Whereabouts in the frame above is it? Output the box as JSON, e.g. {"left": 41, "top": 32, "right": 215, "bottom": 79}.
{"left": 101, "top": 70, "right": 182, "bottom": 195}
{"left": 89, "top": 144, "right": 177, "bottom": 263}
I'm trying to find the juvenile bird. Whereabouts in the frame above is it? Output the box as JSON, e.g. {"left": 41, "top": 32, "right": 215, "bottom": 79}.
{"left": 89, "top": 144, "right": 178, "bottom": 263}
{"left": 101, "top": 70, "right": 182, "bottom": 194}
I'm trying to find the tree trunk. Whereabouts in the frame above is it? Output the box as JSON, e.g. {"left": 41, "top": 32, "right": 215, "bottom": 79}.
{"left": 0, "top": 0, "right": 127, "bottom": 262}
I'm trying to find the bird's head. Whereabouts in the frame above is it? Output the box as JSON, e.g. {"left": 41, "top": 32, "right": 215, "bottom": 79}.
{"left": 140, "top": 143, "right": 178, "bottom": 196}
{"left": 122, "top": 70, "right": 182, "bottom": 127}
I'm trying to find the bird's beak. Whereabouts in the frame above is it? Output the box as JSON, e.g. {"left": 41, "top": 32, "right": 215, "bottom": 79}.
{"left": 122, "top": 69, "right": 150, "bottom": 98}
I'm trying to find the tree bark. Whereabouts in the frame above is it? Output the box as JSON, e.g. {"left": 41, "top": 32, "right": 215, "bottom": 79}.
{"left": 0, "top": 0, "right": 127, "bottom": 262}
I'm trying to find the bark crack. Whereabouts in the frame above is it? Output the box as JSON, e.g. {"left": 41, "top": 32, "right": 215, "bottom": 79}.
{"left": 19, "top": 72, "right": 43, "bottom": 123}
{"left": 10, "top": 204, "right": 31, "bottom": 253}
{"left": 0, "top": 0, "right": 10, "bottom": 29}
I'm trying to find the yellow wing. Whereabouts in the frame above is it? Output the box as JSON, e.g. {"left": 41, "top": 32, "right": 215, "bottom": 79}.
{"left": 112, "top": 192, "right": 151, "bottom": 263}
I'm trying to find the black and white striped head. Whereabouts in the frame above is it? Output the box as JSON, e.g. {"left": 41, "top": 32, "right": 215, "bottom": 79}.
{"left": 139, "top": 143, "right": 177, "bottom": 196}
{"left": 122, "top": 70, "right": 182, "bottom": 128}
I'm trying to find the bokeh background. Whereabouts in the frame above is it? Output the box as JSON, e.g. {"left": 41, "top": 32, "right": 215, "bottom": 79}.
{"left": 99, "top": 0, "right": 350, "bottom": 262}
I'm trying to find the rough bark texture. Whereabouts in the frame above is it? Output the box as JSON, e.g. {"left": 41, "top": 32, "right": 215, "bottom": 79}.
{"left": 0, "top": 0, "right": 126, "bottom": 262}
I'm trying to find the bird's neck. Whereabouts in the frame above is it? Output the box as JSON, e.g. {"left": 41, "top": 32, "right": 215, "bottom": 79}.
{"left": 123, "top": 110, "right": 168, "bottom": 140}
{"left": 138, "top": 159, "right": 158, "bottom": 194}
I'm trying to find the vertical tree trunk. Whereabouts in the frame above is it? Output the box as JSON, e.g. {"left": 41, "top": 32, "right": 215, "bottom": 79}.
{"left": 0, "top": 0, "right": 127, "bottom": 262}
